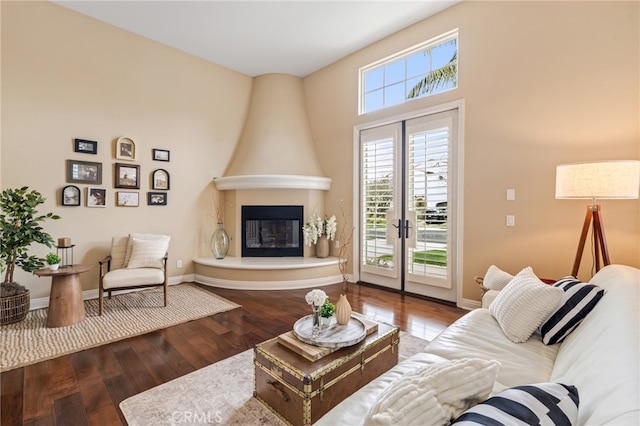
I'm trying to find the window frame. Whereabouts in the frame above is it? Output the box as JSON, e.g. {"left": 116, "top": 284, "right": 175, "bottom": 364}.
{"left": 359, "top": 29, "right": 458, "bottom": 115}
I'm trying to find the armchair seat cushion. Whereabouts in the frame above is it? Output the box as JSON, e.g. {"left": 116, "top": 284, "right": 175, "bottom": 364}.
{"left": 102, "top": 268, "right": 165, "bottom": 290}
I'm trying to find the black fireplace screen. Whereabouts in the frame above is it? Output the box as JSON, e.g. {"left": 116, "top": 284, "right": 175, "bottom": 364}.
{"left": 241, "top": 205, "right": 303, "bottom": 257}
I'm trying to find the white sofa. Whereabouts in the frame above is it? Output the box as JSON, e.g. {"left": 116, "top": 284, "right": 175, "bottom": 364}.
{"left": 317, "top": 264, "right": 639, "bottom": 425}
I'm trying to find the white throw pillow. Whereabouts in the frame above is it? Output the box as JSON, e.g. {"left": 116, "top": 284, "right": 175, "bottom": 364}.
{"left": 489, "top": 267, "right": 563, "bottom": 343}
{"left": 482, "top": 265, "right": 514, "bottom": 291}
{"left": 124, "top": 233, "right": 170, "bottom": 267}
{"left": 126, "top": 236, "right": 170, "bottom": 269}
{"left": 364, "top": 358, "right": 500, "bottom": 426}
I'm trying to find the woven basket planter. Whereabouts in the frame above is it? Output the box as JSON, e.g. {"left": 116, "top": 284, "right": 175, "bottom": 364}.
{"left": 1, "top": 289, "right": 30, "bottom": 325}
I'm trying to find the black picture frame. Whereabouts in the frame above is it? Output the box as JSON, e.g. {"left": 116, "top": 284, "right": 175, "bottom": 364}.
{"left": 153, "top": 149, "right": 170, "bottom": 162}
{"left": 152, "top": 168, "right": 170, "bottom": 190}
{"left": 74, "top": 139, "right": 98, "bottom": 154}
{"left": 61, "top": 185, "right": 81, "bottom": 206}
{"left": 66, "top": 159, "right": 102, "bottom": 184}
{"left": 114, "top": 163, "right": 140, "bottom": 189}
{"left": 148, "top": 192, "right": 167, "bottom": 205}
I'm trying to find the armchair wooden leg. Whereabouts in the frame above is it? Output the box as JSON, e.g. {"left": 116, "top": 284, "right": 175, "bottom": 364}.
{"left": 164, "top": 284, "right": 168, "bottom": 307}
{"left": 99, "top": 289, "right": 103, "bottom": 316}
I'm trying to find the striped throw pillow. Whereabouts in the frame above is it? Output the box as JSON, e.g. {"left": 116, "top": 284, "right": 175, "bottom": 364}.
{"left": 540, "top": 276, "right": 605, "bottom": 345}
{"left": 452, "top": 382, "right": 579, "bottom": 426}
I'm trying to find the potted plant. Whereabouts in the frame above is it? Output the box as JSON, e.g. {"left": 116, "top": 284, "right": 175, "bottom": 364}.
{"left": 0, "top": 187, "right": 60, "bottom": 324}
{"left": 320, "top": 298, "right": 335, "bottom": 326}
{"left": 45, "top": 252, "right": 61, "bottom": 271}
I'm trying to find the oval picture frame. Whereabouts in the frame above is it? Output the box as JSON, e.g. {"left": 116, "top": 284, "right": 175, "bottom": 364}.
{"left": 152, "top": 169, "right": 170, "bottom": 190}
{"left": 61, "top": 185, "right": 81, "bottom": 206}
{"left": 115, "top": 136, "right": 136, "bottom": 161}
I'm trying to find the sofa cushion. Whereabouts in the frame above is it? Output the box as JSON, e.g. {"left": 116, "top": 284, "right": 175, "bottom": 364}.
{"left": 423, "top": 309, "right": 559, "bottom": 388}
{"left": 364, "top": 358, "right": 500, "bottom": 426}
{"left": 102, "top": 267, "right": 165, "bottom": 290}
{"left": 126, "top": 236, "right": 170, "bottom": 269}
{"left": 550, "top": 265, "right": 640, "bottom": 425}
{"left": 452, "top": 382, "right": 579, "bottom": 426}
{"left": 482, "top": 265, "right": 513, "bottom": 291}
{"left": 489, "top": 267, "right": 563, "bottom": 343}
{"left": 540, "top": 276, "right": 605, "bottom": 345}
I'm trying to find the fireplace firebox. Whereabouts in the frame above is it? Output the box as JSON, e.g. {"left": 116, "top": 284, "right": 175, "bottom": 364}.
{"left": 241, "top": 205, "right": 303, "bottom": 257}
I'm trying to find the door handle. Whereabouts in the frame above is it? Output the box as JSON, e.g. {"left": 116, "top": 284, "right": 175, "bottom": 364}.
{"left": 391, "top": 219, "right": 402, "bottom": 238}
{"left": 404, "top": 220, "right": 412, "bottom": 239}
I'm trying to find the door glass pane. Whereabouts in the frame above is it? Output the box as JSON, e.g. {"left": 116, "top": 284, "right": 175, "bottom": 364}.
{"left": 407, "top": 124, "right": 449, "bottom": 280}
{"left": 361, "top": 134, "right": 395, "bottom": 271}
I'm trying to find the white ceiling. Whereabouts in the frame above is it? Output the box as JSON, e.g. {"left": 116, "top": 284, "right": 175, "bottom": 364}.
{"left": 52, "top": 1, "right": 460, "bottom": 77}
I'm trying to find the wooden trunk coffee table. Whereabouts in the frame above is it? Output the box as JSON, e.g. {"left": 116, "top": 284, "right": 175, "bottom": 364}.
{"left": 35, "top": 264, "right": 92, "bottom": 327}
{"left": 254, "top": 316, "right": 399, "bottom": 426}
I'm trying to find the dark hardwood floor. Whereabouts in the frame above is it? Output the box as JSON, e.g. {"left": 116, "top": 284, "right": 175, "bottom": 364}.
{"left": 1, "top": 282, "right": 466, "bottom": 425}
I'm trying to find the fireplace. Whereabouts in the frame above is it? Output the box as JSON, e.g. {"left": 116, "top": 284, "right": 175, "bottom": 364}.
{"left": 241, "top": 205, "right": 303, "bottom": 257}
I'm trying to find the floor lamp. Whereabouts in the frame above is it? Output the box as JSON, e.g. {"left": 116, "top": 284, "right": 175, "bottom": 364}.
{"left": 556, "top": 160, "right": 640, "bottom": 277}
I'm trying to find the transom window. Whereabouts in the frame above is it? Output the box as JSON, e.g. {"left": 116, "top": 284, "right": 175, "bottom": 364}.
{"left": 360, "top": 30, "right": 458, "bottom": 115}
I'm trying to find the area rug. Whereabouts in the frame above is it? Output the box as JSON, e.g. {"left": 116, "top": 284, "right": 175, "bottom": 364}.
{"left": 0, "top": 283, "right": 240, "bottom": 372}
{"left": 120, "top": 332, "right": 428, "bottom": 425}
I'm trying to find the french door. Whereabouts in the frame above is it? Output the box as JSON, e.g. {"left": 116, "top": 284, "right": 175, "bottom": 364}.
{"left": 358, "top": 108, "right": 460, "bottom": 302}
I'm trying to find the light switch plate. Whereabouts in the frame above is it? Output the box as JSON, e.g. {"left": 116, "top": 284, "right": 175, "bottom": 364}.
{"left": 506, "top": 189, "right": 515, "bottom": 201}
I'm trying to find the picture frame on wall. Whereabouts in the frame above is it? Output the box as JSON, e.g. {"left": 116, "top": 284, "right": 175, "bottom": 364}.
{"left": 152, "top": 168, "right": 170, "bottom": 190}
{"left": 115, "top": 136, "right": 136, "bottom": 161}
{"left": 117, "top": 191, "right": 139, "bottom": 207}
{"left": 66, "top": 159, "right": 102, "bottom": 184}
{"left": 115, "top": 163, "right": 140, "bottom": 189}
{"left": 74, "top": 138, "right": 98, "bottom": 154}
{"left": 148, "top": 192, "right": 167, "bottom": 205}
{"left": 152, "top": 149, "right": 170, "bottom": 162}
{"left": 87, "top": 187, "right": 107, "bottom": 208}
{"left": 61, "top": 185, "right": 81, "bottom": 206}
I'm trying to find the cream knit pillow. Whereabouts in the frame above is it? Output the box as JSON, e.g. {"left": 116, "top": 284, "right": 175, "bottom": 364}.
{"left": 489, "top": 267, "right": 563, "bottom": 343}
{"left": 483, "top": 265, "right": 514, "bottom": 291}
{"left": 126, "top": 236, "right": 170, "bottom": 269}
{"left": 364, "top": 358, "right": 500, "bottom": 426}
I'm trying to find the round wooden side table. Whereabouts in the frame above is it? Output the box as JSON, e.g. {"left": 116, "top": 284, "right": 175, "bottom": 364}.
{"left": 35, "top": 264, "right": 93, "bottom": 328}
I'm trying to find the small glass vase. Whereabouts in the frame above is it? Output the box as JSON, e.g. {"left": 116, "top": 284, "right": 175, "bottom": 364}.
{"left": 311, "top": 304, "right": 321, "bottom": 338}
{"left": 211, "top": 223, "right": 230, "bottom": 259}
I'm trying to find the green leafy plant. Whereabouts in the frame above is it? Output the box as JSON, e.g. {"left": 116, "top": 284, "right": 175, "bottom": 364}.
{"left": 45, "top": 252, "right": 61, "bottom": 266}
{"left": 320, "top": 299, "right": 335, "bottom": 318}
{"left": 0, "top": 187, "right": 60, "bottom": 289}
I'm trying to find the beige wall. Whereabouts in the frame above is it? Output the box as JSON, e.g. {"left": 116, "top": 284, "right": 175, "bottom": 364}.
{"left": 1, "top": 1, "right": 252, "bottom": 298}
{"left": 304, "top": 1, "right": 640, "bottom": 300}
{"left": 2, "top": 1, "right": 638, "bottom": 303}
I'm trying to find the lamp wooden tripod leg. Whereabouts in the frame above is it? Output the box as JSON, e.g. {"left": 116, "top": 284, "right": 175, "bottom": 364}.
{"left": 571, "top": 204, "right": 610, "bottom": 277}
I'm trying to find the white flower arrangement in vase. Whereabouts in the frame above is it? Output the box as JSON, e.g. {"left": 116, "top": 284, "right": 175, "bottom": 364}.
{"left": 305, "top": 289, "right": 327, "bottom": 307}
{"left": 302, "top": 213, "right": 337, "bottom": 246}
{"left": 305, "top": 288, "right": 327, "bottom": 337}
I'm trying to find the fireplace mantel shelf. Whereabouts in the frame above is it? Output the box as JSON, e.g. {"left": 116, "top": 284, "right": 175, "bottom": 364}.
{"left": 213, "top": 175, "right": 331, "bottom": 190}
{"left": 193, "top": 256, "right": 339, "bottom": 270}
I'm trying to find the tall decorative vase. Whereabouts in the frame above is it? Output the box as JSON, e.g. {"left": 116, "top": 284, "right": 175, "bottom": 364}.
{"left": 211, "top": 223, "right": 230, "bottom": 259}
{"left": 316, "top": 236, "right": 329, "bottom": 258}
{"left": 335, "top": 293, "right": 352, "bottom": 325}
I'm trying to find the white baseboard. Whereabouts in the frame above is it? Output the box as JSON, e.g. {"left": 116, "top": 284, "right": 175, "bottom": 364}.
{"left": 458, "top": 297, "right": 481, "bottom": 311}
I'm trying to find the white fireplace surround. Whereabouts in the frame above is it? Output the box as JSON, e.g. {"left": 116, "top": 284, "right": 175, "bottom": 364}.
{"left": 213, "top": 174, "right": 331, "bottom": 191}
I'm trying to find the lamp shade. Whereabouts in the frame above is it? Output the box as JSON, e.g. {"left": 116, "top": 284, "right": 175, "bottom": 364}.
{"left": 556, "top": 160, "right": 640, "bottom": 199}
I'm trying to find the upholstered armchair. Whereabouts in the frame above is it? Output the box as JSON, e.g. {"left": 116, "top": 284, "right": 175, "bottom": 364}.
{"left": 98, "top": 233, "right": 170, "bottom": 315}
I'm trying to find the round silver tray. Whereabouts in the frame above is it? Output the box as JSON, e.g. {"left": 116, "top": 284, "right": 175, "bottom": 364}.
{"left": 292, "top": 315, "right": 366, "bottom": 348}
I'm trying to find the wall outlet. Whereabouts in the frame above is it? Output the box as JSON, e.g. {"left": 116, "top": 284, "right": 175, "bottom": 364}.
{"left": 176, "top": 259, "right": 183, "bottom": 268}
{"left": 334, "top": 240, "right": 341, "bottom": 249}
{"left": 506, "top": 215, "right": 515, "bottom": 227}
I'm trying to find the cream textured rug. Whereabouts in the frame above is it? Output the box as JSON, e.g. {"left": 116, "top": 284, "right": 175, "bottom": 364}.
{"left": 120, "top": 332, "right": 428, "bottom": 425}
{"left": 0, "top": 283, "right": 240, "bottom": 372}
